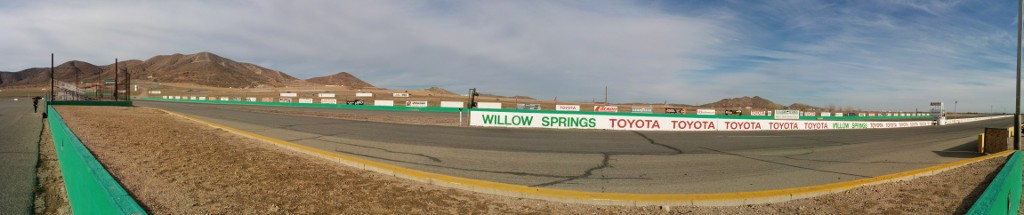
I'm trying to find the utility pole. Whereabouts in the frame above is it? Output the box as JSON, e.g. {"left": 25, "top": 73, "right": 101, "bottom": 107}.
{"left": 114, "top": 58, "right": 119, "bottom": 101}
{"left": 604, "top": 85, "right": 608, "bottom": 105}
{"left": 1016, "top": 0, "right": 1022, "bottom": 150}
{"left": 50, "top": 53, "right": 54, "bottom": 102}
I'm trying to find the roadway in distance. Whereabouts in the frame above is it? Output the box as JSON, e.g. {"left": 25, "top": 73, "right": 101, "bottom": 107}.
{"left": 137, "top": 100, "right": 1010, "bottom": 194}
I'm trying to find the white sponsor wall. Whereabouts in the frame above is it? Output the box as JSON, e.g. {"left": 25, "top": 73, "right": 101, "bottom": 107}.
{"left": 356, "top": 93, "right": 373, "bottom": 97}
{"left": 321, "top": 98, "right": 337, "bottom": 104}
{"left": 393, "top": 93, "right": 410, "bottom": 97}
{"left": 440, "top": 101, "right": 464, "bottom": 108}
{"left": 477, "top": 102, "right": 502, "bottom": 109}
{"left": 299, "top": 98, "right": 314, "bottom": 104}
{"left": 149, "top": 90, "right": 161, "bottom": 94}
{"left": 470, "top": 110, "right": 941, "bottom": 131}
{"left": 317, "top": 93, "right": 335, "bottom": 98}
{"left": 374, "top": 100, "right": 394, "bottom": 106}
{"left": 774, "top": 110, "right": 800, "bottom": 120}
{"left": 556, "top": 105, "right": 580, "bottom": 111}
{"left": 280, "top": 93, "right": 297, "bottom": 97}
{"left": 220, "top": 97, "right": 229, "bottom": 101}
{"left": 696, "top": 109, "right": 715, "bottom": 115}
{"left": 246, "top": 97, "right": 257, "bottom": 102}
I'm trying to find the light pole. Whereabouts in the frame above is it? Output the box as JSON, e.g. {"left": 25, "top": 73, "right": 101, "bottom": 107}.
{"left": 1016, "top": 0, "right": 1022, "bottom": 150}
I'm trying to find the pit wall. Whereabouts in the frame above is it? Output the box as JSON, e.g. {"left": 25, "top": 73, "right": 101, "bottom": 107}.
{"left": 967, "top": 151, "right": 1021, "bottom": 215}
{"left": 469, "top": 109, "right": 1010, "bottom": 131}
{"left": 47, "top": 105, "right": 147, "bottom": 214}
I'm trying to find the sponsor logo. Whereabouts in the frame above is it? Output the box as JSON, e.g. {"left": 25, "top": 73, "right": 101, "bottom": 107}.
{"left": 393, "top": 93, "right": 410, "bottom": 98}
{"left": 556, "top": 105, "right": 580, "bottom": 111}
{"left": 696, "top": 109, "right": 715, "bottom": 115}
{"left": 594, "top": 106, "right": 619, "bottom": 112}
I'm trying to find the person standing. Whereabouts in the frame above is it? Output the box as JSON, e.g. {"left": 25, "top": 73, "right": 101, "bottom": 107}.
{"left": 31, "top": 97, "right": 39, "bottom": 113}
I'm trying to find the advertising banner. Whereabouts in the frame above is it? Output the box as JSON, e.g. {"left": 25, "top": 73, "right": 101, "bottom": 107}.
{"left": 356, "top": 93, "right": 373, "bottom": 97}
{"left": 517, "top": 104, "right": 541, "bottom": 110}
{"left": 802, "top": 112, "right": 816, "bottom": 116}
{"left": 278, "top": 98, "right": 292, "bottom": 102}
{"left": 477, "top": 102, "right": 502, "bottom": 109}
{"left": 149, "top": 90, "right": 161, "bottom": 95}
{"left": 321, "top": 99, "right": 337, "bottom": 104}
{"left": 440, "top": 101, "right": 464, "bottom": 108}
{"left": 317, "top": 93, "right": 335, "bottom": 98}
{"left": 697, "top": 109, "right": 716, "bottom": 115}
{"left": 750, "top": 110, "right": 767, "bottom": 116}
{"left": 868, "top": 113, "right": 876, "bottom": 117}
{"left": 246, "top": 97, "right": 257, "bottom": 102}
{"left": 220, "top": 97, "right": 229, "bottom": 101}
{"left": 834, "top": 113, "right": 844, "bottom": 117}
{"left": 774, "top": 110, "right": 800, "bottom": 120}
{"left": 665, "top": 108, "right": 685, "bottom": 114}
{"left": 470, "top": 110, "right": 936, "bottom": 131}
{"left": 393, "top": 93, "right": 410, "bottom": 98}
{"left": 594, "top": 106, "right": 619, "bottom": 112}
{"left": 174, "top": 96, "right": 181, "bottom": 100}
{"left": 299, "top": 98, "right": 314, "bottom": 104}
{"left": 556, "top": 105, "right": 581, "bottom": 111}
{"left": 406, "top": 101, "right": 428, "bottom": 107}
{"left": 261, "top": 98, "right": 273, "bottom": 102}
{"left": 374, "top": 100, "right": 394, "bottom": 106}
{"left": 198, "top": 97, "right": 207, "bottom": 100}
{"left": 280, "top": 93, "right": 297, "bottom": 97}
{"left": 632, "top": 106, "right": 653, "bottom": 113}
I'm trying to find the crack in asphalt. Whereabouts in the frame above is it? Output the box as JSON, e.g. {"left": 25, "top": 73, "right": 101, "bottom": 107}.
{"left": 332, "top": 149, "right": 639, "bottom": 180}
{"left": 530, "top": 153, "right": 613, "bottom": 187}
{"left": 316, "top": 138, "right": 443, "bottom": 163}
{"left": 699, "top": 146, "right": 872, "bottom": 178}
{"left": 632, "top": 131, "right": 683, "bottom": 154}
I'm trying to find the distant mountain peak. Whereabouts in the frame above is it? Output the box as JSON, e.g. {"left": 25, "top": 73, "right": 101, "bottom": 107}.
{"left": 305, "top": 71, "right": 375, "bottom": 88}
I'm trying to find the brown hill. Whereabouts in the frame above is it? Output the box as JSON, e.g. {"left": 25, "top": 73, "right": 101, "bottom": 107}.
{"left": 788, "top": 103, "right": 823, "bottom": 111}
{"left": 0, "top": 52, "right": 297, "bottom": 88}
{"left": 138, "top": 52, "right": 296, "bottom": 88}
{"left": 425, "top": 87, "right": 456, "bottom": 95}
{"left": 1, "top": 60, "right": 111, "bottom": 87}
{"left": 701, "top": 96, "right": 784, "bottom": 109}
{"left": 305, "top": 72, "right": 374, "bottom": 88}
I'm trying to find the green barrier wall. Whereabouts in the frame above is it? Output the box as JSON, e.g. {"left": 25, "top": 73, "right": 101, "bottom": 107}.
{"left": 47, "top": 105, "right": 147, "bottom": 215}
{"left": 141, "top": 98, "right": 931, "bottom": 121}
{"left": 967, "top": 151, "right": 1022, "bottom": 215}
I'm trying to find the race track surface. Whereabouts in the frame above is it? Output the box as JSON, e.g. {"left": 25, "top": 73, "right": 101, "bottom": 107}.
{"left": 137, "top": 100, "right": 1012, "bottom": 194}
{"left": 0, "top": 98, "right": 43, "bottom": 214}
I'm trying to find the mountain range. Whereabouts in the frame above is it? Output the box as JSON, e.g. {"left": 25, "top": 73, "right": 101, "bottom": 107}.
{"left": 0, "top": 52, "right": 372, "bottom": 89}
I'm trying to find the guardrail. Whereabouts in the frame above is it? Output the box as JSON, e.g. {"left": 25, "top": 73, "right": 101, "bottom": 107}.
{"left": 47, "top": 105, "right": 147, "bottom": 215}
{"left": 967, "top": 151, "right": 1021, "bottom": 215}
{"left": 140, "top": 97, "right": 461, "bottom": 113}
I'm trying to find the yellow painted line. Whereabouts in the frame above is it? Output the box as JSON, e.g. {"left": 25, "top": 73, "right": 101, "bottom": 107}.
{"left": 158, "top": 108, "right": 1016, "bottom": 206}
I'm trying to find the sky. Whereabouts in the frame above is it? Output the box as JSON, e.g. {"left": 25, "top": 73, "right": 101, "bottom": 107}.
{"left": 0, "top": 0, "right": 1017, "bottom": 112}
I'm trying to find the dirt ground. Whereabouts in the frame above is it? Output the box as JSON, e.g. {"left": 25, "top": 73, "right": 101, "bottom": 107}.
{"left": 34, "top": 122, "right": 71, "bottom": 215}
{"left": 55, "top": 105, "right": 1009, "bottom": 214}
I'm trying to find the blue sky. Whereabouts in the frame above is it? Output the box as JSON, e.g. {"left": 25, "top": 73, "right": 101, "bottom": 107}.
{"left": 0, "top": 0, "right": 1017, "bottom": 112}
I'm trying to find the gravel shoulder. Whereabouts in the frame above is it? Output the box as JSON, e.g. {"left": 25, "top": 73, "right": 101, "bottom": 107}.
{"left": 34, "top": 122, "right": 71, "bottom": 215}
{"left": 55, "top": 105, "right": 1009, "bottom": 214}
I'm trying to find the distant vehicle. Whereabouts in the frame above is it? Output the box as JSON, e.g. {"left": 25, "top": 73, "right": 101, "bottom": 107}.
{"left": 346, "top": 99, "right": 364, "bottom": 105}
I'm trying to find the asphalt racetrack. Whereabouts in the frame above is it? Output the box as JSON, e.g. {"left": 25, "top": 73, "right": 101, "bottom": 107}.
{"left": 137, "top": 100, "right": 1012, "bottom": 194}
